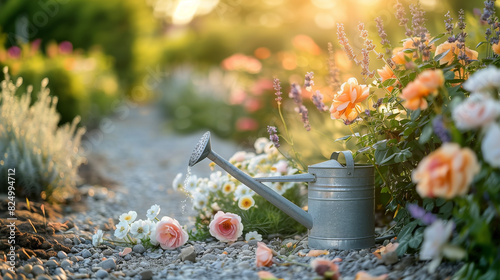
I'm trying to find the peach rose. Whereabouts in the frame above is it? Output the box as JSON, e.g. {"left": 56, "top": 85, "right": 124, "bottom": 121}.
{"left": 256, "top": 242, "right": 274, "bottom": 267}
{"left": 413, "top": 143, "right": 479, "bottom": 199}
{"left": 493, "top": 42, "right": 500, "bottom": 56}
{"left": 155, "top": 217, "right": 188, "bottom": 250}
{"left": 209, "top": 211, "right": 243, "bottom": 242}
{"left": 311, "top": 258, "right": 340, "bottom": 279}
{"left": 257, "top": 271, "right": 277, "bottom": 280}
{"left": 377, "top": 65, "right": 397, "bottom": 91}
{"left": 452, "top": 93, "right": 500, "bottom": 130}
{"left": 355, "top": 271, "right": 388, "bottom": 280}
{"left": 400, "top": 70, "right": 443, "bottom": 110}
{"left": 330, "top": 78, "right": 370, "bottom": 121}
{"left": 434, "top": 41, "right": 478, "bottom": 65}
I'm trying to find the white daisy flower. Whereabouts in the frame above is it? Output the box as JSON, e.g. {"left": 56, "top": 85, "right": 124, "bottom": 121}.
{"left": 92, "top": 229, "right": 104, "bottom": 247}
{"left": 193, "top": 193, "right": 209, "bottom": 210}
{"left": 238, "top": 195, "right": 255, "bottom": 210}
{"left": 119, "top": 211, "right": 137, "bottom": 224}
{"left": 130, "top": 219, "right": 150, "bottom": 239}
{"left": 114, "top": 221, "right": 130, "bottom": 239}
{"left": 235, "top": 185, "right": 251, "bottom": 199}
{"left": 149, "top": 221, "right": 159, "bottom": 246}
{"left": 184, "top": 175, "right": 198, "bottom": 193}
{"left": 172, "top": 173, "right": 183, "bottom": 191}
{"left": 245, "top": 231, "right": 262, "bottom": 242}
{"left": 254, "top": 137, "right": 270, "bottom": 154}
{"left": 207, "top": 180, "right": 219, "bottom": 192}
{"left": 146, "top": 204, "right": 161, "bottom": 220}
{"left": 221, "top": 181, "right": 236, "bottom": 194}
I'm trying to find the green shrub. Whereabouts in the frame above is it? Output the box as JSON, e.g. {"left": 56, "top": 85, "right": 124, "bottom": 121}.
{"left": 0, "top": 0, "right": 155, "bottom": 93}
{"left": 0, "top": 68, "right": 86, "bottom": 202}
{"left": 0, "top": 41, "right": 121, "bottom": 126}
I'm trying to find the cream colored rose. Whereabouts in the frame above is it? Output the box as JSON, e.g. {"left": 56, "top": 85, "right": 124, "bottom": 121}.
{"left": 482, "top": 123, "right": 500, "bottom": 168}
{"left": 413, "top": 143, "right": 479, "bottom": 199}
{"left": 452, "top": 93, "right": 500, "bottom": 130}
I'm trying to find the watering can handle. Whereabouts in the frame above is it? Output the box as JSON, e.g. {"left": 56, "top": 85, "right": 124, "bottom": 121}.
{"left": 330, "top": 151, "right": 355, "bottom": 176}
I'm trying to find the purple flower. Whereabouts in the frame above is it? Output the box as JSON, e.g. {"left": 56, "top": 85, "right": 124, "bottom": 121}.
{"left": 295, "top": 105, "right": 311, "bottom": 131}
{"left": 7, "top": 46, "right": 21, "bottom": 59}
{"left": 312, "top": 90, "right": 327, "bottom": 112}
{"left": 289, "top": 83, "right": 302, "bottom": 104}
{"left": 273, "top": 78, "right": 283, "bottom": 104}
{"left": 267, "top": 126, "right": 280, "bottom": 148}
{"left": 304, "top": 72, "right": 314, "bottom": 91}
{"left": 59, "top": 41, "right": 73, "bottom": 54}
{"left": 432, "top": 115, "right": 451, "bottom": 143}
{"left": 407, "top": 204, "right": 437, "bottom": 225}
{"left": 373, "top": 98, "right": 383, "bottom": 109}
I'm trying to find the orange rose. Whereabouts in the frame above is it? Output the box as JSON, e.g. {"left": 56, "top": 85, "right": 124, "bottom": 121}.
{"left": 413, "top": 143, "right": 479, "bottom": 199}
{"left": 417, "top": 69, "right": 444, "bottom": 90}
{"left": 493, "top": 42, "right": 500, "bottom": 55}
{"left": 400, "top": 69, "right": 444, "bottom": 110}
{"left": 377, "top": 65, "right": 397, "bottom": 91}
{"left": 355, "top": 271, "right": 388, "bottom": 280}
{"left": 330, "top": 78, "right": 370, "bottom": 121}
{"left": 255, "top": 242, "right": 273, "bottom": 267}
{"left": 434, "top": 41, "right": 479, "bottom": 65}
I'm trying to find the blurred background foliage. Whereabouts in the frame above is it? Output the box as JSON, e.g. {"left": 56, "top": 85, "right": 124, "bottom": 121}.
{"left": 0, "top": 0, "right": 490, "bottom": 148}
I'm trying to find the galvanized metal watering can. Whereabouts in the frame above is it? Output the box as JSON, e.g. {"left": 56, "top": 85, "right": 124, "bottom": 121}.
{"left": 189, "top": 132, "right": 375, "bottom": 249}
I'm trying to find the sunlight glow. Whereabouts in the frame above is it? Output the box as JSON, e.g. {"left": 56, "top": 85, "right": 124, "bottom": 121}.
{"left": 173, "top": 0, "right": 200, "bottom": 25}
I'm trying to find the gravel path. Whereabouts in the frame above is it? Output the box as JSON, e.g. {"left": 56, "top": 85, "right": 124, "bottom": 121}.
{"left": 6, "top": 104, "right": 463, "bottom": 280}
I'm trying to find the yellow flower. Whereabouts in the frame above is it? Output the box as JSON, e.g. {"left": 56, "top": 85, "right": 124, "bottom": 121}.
{"left": 238, "top": 196, "right": 255, "bottom": 210}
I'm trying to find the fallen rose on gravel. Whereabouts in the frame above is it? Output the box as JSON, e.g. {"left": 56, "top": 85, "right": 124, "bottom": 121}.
{"left": 310, "top": 258, "right": 340, "bottom": 280}
{"left": 256, "top": 242, "right": 274, "bottom": 267}
{"left": 257, "top": 271, "right": 278, "bottom": 280}
{"left": 209, "top": 211, "right": 244, "bottom": 242}
{"left": 354, "top": 271, "right": 388, "bottom": 280}
{"left": 155, "top": 216, "right": 189, "bottom": 250}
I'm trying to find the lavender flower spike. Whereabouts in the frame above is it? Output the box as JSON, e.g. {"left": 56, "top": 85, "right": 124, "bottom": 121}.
{"left": 304, "top": 72, "right": 314, "bottom": 92}
{"left": 312, "top": 90, "right": 327, "bottom": 112}
{"left": 407, "top": 204, "right": 437, "bottom": 225}
{"left": 289, "top": 83, "right": 303, "bottom": 104}
{"left": 267, "top": 126, "right": 280, "bottom": 148}
{"left": 273, "top": 78, "right": 283, "bottom": 104}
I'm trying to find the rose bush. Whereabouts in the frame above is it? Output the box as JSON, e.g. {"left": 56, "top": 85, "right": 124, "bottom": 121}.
{"left": 263, "top": 1, "right": 500, "bottom": 277}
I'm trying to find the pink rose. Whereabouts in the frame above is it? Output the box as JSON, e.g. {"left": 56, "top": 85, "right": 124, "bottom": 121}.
{"left": 155, "top": 217, "right": 188, "bottom": 250}
{"left": 452, "top": 93, "right": 500, "bottom": 130}
{"left": 208, "top": 211, "right": 243, "bottom": 242}
{"left": 256, "top": 242, "right": 273, "bottom": 267}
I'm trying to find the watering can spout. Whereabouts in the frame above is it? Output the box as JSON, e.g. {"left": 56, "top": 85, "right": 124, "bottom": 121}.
{"left": 189, "top": 132, "right": 314, "bottom": 229}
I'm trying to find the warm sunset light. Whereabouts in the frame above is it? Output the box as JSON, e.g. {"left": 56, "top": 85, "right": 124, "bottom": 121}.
{"left": 1, "top": 0, "right": 498, "bottom": 279}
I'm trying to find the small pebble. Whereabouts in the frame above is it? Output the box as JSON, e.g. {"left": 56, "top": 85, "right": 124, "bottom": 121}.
{"left": 140, "top": 270, "right": 153, "bottom": 280}
{"left": 95, "top": 270, "right": 108, "bottom": 279}
{"left": 133, "top": 244, "right": 146, "bottom": 254}
{"left": 80, "top": 249, "right": 92, "bottom": 258}
{"left": 96, "top": 258, "right": 116, "bottom": 270}
{"left": 32, "top": 265, "right": 45, "bottom": 276}
{"left": 44, "top": 260, "right": 58, "bottom": 268}
{"left": 57, "top": 251, "right": 68, "bottom": 259}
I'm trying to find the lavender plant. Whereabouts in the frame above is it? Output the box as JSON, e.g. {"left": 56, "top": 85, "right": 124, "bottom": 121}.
{"left": 0, "top": 68, "right": 86, "bottom": 202}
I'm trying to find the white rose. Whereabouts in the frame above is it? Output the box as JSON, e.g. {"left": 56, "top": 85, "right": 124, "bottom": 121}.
{"left": 452, "top": 93, "right": 500, "bottom": 130}
{"left": 482, "top": 123, "right": 500, "bottom": 168}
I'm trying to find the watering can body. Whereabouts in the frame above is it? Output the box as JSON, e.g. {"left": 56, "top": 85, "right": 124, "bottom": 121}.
{"left": 189, "top": 132, "right": 375, "bottom": 250}
{"left": 306, "top": 152, "right": 375, "bottom": 249}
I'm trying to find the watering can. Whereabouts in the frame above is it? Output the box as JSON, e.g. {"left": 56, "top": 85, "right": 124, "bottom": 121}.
{"left": 189, "top": 132, "right": 375, "bottom": 249}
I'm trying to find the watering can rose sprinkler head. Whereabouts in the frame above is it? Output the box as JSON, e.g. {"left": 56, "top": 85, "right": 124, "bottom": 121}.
{"left": 189, "top": 131, "right": 376, "bottom": 249}
{"left": 189, "top": 131, "right": 314, "bottom": 229}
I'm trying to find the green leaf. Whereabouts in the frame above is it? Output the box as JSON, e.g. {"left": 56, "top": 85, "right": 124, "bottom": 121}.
{"left": 410, "top": 109, "right": 421, "bottom": 121}
{"left": 476, "top": 41, "right": 487, "bottom": 49}
{"left": 429, "top": 33, "right": 445, "bottom": 45}
{"left": 409, "top": 227, "right": 424, "bottom": 249}
{"left": 402, "top": 48, "right": 416, "bottom": 53}
{"left": 433, "top": 49, "right": 451, "bottom": 62}
{"left": 382, "top": 78, "right": 397, "bottom": 87}
{"left": 419, "top": 124, "right": 433, "bottom": 144}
